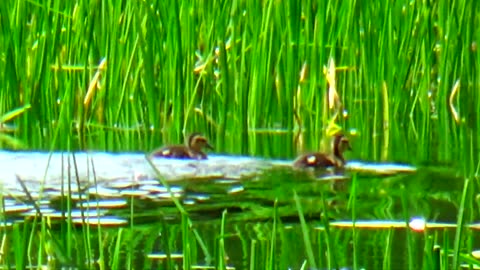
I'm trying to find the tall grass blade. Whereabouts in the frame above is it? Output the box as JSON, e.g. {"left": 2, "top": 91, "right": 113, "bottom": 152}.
{"left": 452, "top": 178, "right": 470, "bottom": 268}
{"left": 293, "top": 191, "right": 316, "bottom": 269}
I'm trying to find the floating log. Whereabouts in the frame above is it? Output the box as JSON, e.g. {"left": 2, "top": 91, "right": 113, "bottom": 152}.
{"left": 0, "top": 151, "right": 416, "bottom": 196}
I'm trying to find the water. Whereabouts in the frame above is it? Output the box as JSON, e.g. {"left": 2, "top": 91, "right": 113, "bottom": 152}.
{"left": 1, "top": 152, "right": 474, "bottom": 269}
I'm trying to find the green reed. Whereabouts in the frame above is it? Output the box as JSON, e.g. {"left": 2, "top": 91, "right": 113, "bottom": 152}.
{"left": 0, "top": 0, "right": 478, "bottom": 165}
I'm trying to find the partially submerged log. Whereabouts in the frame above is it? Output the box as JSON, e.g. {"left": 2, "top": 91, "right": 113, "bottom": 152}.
{"left": 0, "top": 151, "right": 417, "bottom": 225}
{"left": 0, "top": 152, "right": 285, "bottom": 225}
{"left": 0, "top": 151, "right": 417, "bottom": 195}
{"left": 0, "top": 152, "right": 280, "bottom": 195}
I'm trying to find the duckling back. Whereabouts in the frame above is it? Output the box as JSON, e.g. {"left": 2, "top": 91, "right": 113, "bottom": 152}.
{"left": 293, "top": 152, "right": 340, "bottom": 169}
{"left": 150, "top": 132, "right": 213, "bottom": 160}
{"left": 150, "top": 145, "right": 192, "bottom": 159}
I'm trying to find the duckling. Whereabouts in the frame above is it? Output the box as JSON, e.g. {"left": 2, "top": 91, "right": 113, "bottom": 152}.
{"left": 293, "top": 134, "right": 352, "bottom": 169}
{"left": 150, "top": 133, "right": 213, "bottom": 159}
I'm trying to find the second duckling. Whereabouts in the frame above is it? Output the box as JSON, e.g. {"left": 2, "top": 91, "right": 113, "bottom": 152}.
{"left": 293, "top": 134, "right": 351, "bottom": 169}
{"left": 151, "top": 132, "right": 213, "bottom": 160}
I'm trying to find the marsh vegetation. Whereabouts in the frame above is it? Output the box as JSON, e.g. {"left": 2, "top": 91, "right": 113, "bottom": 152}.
{"left": 0, "top": 0, "right": 479, "bottom": 269}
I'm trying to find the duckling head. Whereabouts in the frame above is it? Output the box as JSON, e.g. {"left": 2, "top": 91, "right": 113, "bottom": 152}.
{"left": 188, "top": 133, "right": 214, "bottom": 152}
{"left": 332, "top": 134, "right": 352, "bottom": 165}
{"left": 334, "top": 134, "right": 352, "bottom": 153}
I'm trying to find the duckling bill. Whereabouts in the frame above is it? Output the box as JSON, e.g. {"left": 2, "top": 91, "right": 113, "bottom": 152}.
{"left": 293, "top": 134, "right": 351, "bottom": 169}
{"left": 151, "top": 133, "right": 213, "bottom": 160}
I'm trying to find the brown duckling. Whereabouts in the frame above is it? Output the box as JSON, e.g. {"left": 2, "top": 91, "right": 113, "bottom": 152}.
{"left": 151, "top": 132, "right": 213, "bottom": 159}
{"left": 293, "top": 134, "right": 352, "bottom": 169}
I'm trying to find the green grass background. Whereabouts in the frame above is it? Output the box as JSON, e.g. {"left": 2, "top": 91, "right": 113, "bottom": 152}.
{"left": 1, "top": 0, "right": 478, "bottom": 166}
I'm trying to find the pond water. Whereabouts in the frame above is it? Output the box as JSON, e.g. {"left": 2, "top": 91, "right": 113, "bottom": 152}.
{"left": 2, "top": 153, "right": 475, "bottom": 269}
